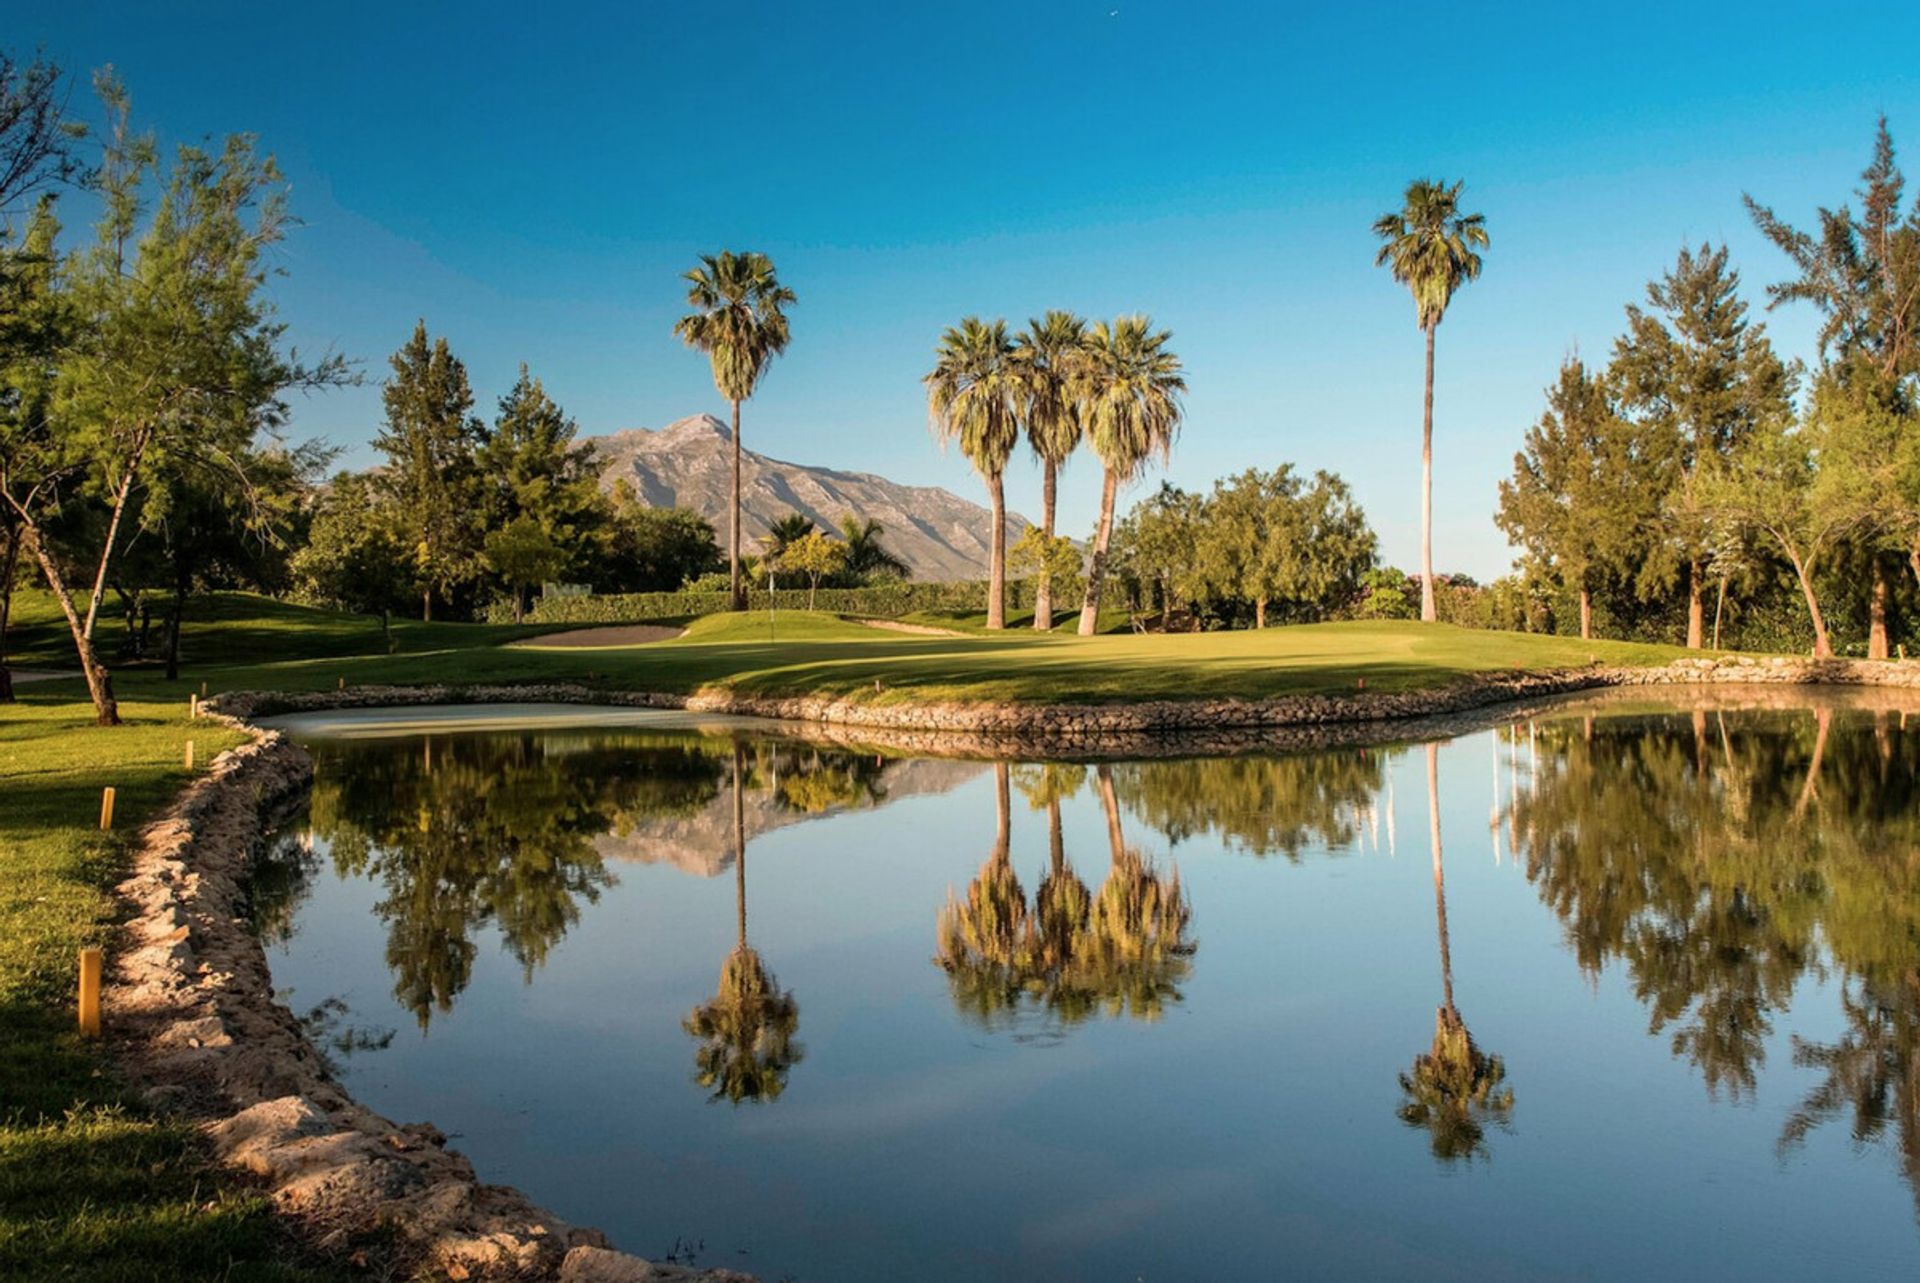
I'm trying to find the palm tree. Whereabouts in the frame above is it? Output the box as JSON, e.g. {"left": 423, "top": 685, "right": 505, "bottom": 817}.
{"left": 1398, "top": 742, "right": 1512, "bottom": 1159}
{"left": 1013, "top": 311, "right": 1088, "bottom": 631}
{"left": 1372, "top": 181, "right": 1489, "bottom": 623}
{"left": 682, "top": 742, "right": 802, "bottom": 1102}
{"left": 934, "top": 763, "right": 1031, "bottom": 1024}
{"left": 838, "top": 513, "right": 909, "bottom": 582}
{"left": 925, "top": 318, "right": 1021, "bottom": 628}
{"left": 673, "top": 251, "right": 796, "bottom": 611}
{"left": 1073, "top": 316, "right": 1186, "bottom": 636}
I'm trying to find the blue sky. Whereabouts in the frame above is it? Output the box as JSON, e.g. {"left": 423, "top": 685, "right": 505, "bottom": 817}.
{"left": 24, "top": 1, "right": 1920, "bottom": 577}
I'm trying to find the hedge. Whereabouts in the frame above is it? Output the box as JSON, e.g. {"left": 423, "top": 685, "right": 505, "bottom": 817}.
{"left": 488, "top": 578, "right": 1122, "bottom": 626}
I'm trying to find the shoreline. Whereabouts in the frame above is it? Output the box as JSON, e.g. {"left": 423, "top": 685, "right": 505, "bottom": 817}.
{"left": 111, "top": 654, "right": 1920, "bottom": 1280}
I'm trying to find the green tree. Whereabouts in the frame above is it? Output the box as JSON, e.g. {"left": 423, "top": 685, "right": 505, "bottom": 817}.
{"left": 1747, "top": 119, "right": 1920, "bottom": 656}
{"left": 476, "top": 364, "right": 604, "bottom": 583}
{"left": 483, "top": 515, "right": 568, "bottom": 622}
{"left": 925, "top": 317, "right": 1021, "bottom": 629}
{"left": 1114, "top": 482, "right": 1206, "bottom": 627}
{"left": 1073, "top": 315, "right": 1186, "bottom": 635}
{"left": 0, "top": 51, "right": 84, "bottom": 221}
{"left": 1497, "top": 358, "right": 1647, "bottom": 638}
{"left": 599, "top": 483, "right": 720, "bottom": 591}
{"left": 291, "top": 471, "right": 412, "bottom": 642}
{"left": 1009, "top": 525, "right": 1082, "bottom": 619}
{"left": 673, "top": 251, "right": 796, "bottom": 611}
{"left": 1373, "top": 179, "right": 1489, "bottom": 623}
{"left": 1609, "top": 245, "right": 1794, "bottom": 647}
{"left": 773, "top": 528, "right": 847, "bottom": 609}
{"left": 1701, "top": 417, "right": 1850, "bottom": 657}
{"left": 374, "top": 321, "right": 483, "bottom": 621}
{"left": 837, "top": 512, "right": 908, "bottom": 582}
{"left": 3, "top": 82, "right": 343, "bottom": 724}
{"left": 1013, "top": 310, "right": 1087, "bottom": 630}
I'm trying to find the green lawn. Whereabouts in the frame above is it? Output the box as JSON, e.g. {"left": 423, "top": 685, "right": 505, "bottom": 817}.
{"left": 0, "top": 696, "right": 349, "bottom": 1281}
{"left": 11, "top": 590, "right": 1695, "bottom": 711}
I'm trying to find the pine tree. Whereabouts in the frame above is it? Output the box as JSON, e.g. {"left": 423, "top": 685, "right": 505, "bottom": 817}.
{"left": 1609, "top": 245, "right": 1793, "bottom": 648}
{"left": 476, "top": 365, "right": 604, "bottom": 585}
{"left": 374, "top": 321, "right": 483, "bottom": 620}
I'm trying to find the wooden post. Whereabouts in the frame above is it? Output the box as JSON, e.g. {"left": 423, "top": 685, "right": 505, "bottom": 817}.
{"left": 338, "top": 676, "right": 345, "bottom": 690}
{"left": 189, "top": 693, "right": 198, "bottom": 719}
{"left": 99, "top": 786, "right": 116, "bottom": 830}
{"left": 78, "top": 947, "right": 102, "bottom": 1037}
{"left": 184, "top": 740, "right": 195, "bottom": 770}
{"left": 199, "top": 680, "right": 207, "bottom": 698}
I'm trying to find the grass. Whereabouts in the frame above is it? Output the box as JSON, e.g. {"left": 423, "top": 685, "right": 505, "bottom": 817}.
{"left": 12, "top": 590, "right": 1697, "bottom": 712}
{"left": 0, "top": 695, "right": 347, "bottom": 1281}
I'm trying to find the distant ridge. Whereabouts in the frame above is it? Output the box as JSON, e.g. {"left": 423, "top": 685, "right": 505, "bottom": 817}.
{"left": 585, "top": 414, "right": 1027, "bottom": 582}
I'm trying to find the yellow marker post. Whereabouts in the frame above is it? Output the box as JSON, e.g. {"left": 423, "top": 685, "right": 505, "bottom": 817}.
{"left": 99, "top": 786, "right": 116, "bottom": 830}
{"left": 78, "top": 947, "right": 102, "bottom": 1037}
{"left": 189, "top": 693, "right": 199, "bottom": 719}
{"left": 184, "top": 740, "right": 195, "bottom": 770}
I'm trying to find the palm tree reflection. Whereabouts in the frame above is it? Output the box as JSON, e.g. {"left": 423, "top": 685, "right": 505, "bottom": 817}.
{"left": 683, "top": 740, "right": 803, "bottom": 1103}
{"left": 1398, "top": 742, "right": 1513, "bottom": 1160}
{"left": 934, "top": 762, "right": 1194, "bottom": 1033}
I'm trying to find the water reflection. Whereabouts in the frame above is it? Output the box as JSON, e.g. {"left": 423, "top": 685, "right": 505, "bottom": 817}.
{"left": 682, "top": 741, "right": 804, "bottom": 1104}
{"left": 933, "top": 763, "right": 1195, "bottom": 1031}
{"left": 1399, "top": 743, "right": 1512, "bottom": 1161}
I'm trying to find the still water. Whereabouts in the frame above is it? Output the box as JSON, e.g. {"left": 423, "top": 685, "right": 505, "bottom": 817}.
{"left": 261, "top": 696, "right": 1920, "bottom": 1282}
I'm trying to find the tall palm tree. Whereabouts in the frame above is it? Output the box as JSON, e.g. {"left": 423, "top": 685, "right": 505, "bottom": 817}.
{"left": 682, "top": 742, "right": 802, "bottom": 1102}
{"left": 1073, "top": 316, "right": 1186, "bottom": 636}
{"left": 1013, "top": 311, "right": 1088, "bottom": 631}
{"left": 673, "top": 251, "right": 796, "bottom": 611}
{"left": 1398, "top": 742, "right": 1512, "bottom": 1159}
{"left": 1372, "top": 181, "right": 1489, "bottom": 623}
{"left": 925, "top": 318, "right": 1021, "bottom": 628}
{"left": 838, "top": 513, "right": 909, "bottom": 582}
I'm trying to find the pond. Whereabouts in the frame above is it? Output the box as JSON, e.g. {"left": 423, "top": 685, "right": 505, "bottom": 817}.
{"left": 259, "top": 695, "right": 1920, "bottom": 1282}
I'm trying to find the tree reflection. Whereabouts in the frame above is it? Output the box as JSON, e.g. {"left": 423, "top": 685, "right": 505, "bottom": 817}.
{"left": 1514, "top": 703, "right": 1920, "bottom": 1215}
{"left": 933, "top": 762, "right": 1194, "bottom": 1032}
{"left": 683, "top": 741, "right": 803, "bottom": 1103}
{"left": 1111, "top": 750, "right": 1386, "bottom": 859}
{"left": 305, "top": 733, "right": 729, "bottom": 1027}
{"left": 1398, "top": 742, "right": 1513, "bottom": 1160}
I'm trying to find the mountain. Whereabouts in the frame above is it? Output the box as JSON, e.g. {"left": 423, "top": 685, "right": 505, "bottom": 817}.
{"left": 586, "top": 414, "right": 1027, "bottom": 582}
{"left": 591, "top": 757, "right": 988, "bottom": 877}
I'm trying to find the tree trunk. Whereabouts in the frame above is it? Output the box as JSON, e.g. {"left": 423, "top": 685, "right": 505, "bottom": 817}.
{"left": 1078, "top": 468, "right": 1120, "bottom": 636}
{"left": 82, "top": 443, "right": 149, "bottom": 644}
{"left": 1034, "top": 460, "right": 1058, "bottom": 631}
{"left": 422, "top": 587, "right": 432, "bottom": 623}
{"left": 986, "top": 473, "right": 1007, "bottom": 629}
{"left": 1419, "top": 323, "right": 1437, "bottom": 624}
{"left": 1255, "top": 596, "right": 1267, "bottom": 629}
{"left": 0, "top": 522, "right": 18, "bottom": 703}
{"left": 513, "top": 585, "right": 526, "bottom": 624}
{"left": 1686, "top": 559, "right": 1705, "bottom": 649}
{"left": 1048, "top": 797, "right": 1064, "bottom": 877}
{"left": 1425, "top": 742, "right": 1453, "bottom": 1014}
{"left": 732, "top": 741, "right": 748, "bottom": 947}
{"left": 1868, "top": 555, "right": 1891, "bottom": 660}
{"left": 729, "top": 399, "right": 746, "bottom": 612}
{"left": 1096, "top": 764, "right": 1125, "bottom": 867}
{"left": 1712, "top": 573, "right": 1728, "bottom": 650}
{"left": 1789, "top": 553, "right": 1832, "bottom": 658}
{"left": 164, "top": 561, "right": 189, "bottom": 683}
{"left": 21, "top": 524, "right": 119, "bottom": 725}
{"left": 808, "top": 576, "right": 818, "bottom": 611}
{"left": 993, "top": 762, "right": 1010, "bottom": 859}
{"left": 1578, "top": 586, "right": 1592, "bottom": 641}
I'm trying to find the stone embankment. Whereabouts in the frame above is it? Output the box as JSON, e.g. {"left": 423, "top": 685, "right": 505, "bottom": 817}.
{"left": 106, "top": 712, "right": 749, "bottom": 1282}
{"left": 124, "top": 652, "right": 1916, "bottom": 1279}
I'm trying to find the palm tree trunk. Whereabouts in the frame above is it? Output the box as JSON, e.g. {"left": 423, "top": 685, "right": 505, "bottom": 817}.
{"left": 1034, "top": 460, "right": 1057, "bottom": 631}
{"left": 1868, "top": 555, "right": 1891, "bottom": 660}
{"left": 1048, "top": 797, "right": 1064, "bottom": 877}
{"left": 1096, "top": 764, "right": 1125, "bottom": 867}
{"left": 987, "top": 472, "right": 1007, "bottom": 630}
{"left": 1078, "top": 467, "right": 1120, "bottom": 636}
{"left": 1686, "top": 559, "right": 1705, "bottom": 649}
{"left": 1419, "top": 323, "right": 1437, "bottom": 624}
{"left": 993, "top": 762, "right": 1010, "bottom": 859}
{"left": 730, "top": 399, "right": 746, "bottom": 612}
{"left": 1426, "top": 742, "right": 1454, "bottom": 1015}
{"left": 733, "top": 741, "right": 748, "bottom": 946}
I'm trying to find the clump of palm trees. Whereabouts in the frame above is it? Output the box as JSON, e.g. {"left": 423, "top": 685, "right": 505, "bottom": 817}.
{"left": 925, "top": 312, "right": 1186, "bottom": 633}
